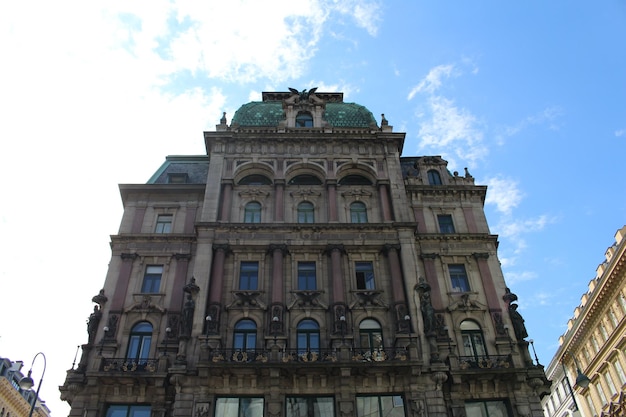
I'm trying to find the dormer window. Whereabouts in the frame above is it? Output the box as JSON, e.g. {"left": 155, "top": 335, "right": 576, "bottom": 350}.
{"left": 295, "top": 112, "right": 313, "bottom": 127}
{"left": 168, "top": 173, "right": 188, "bottom": 184}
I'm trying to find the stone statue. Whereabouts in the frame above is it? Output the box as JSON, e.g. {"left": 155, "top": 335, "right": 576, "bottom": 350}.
{"left": 509, "top": 303, "right": 528, "bottom": 341}
{"left": 420, "top": 291, "right": 435, "bottom": 334}
{"left": 87, "top": 305, "right": 102, "bottom": 344}
{"left": 181, "top": 294, "right": 195, "bottom": 337}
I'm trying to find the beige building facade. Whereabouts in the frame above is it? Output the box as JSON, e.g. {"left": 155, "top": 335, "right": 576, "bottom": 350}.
{"left": 542, "top": 225, "right": 626, "bottom": 417}
{"left": 61, "top": 89, "right": 549, "bottom": 417}
{"left": 0, "top": 358, "right": 50, "bottom": 417}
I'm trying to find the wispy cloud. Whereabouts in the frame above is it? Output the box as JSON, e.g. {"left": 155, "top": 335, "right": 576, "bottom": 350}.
{"left": 407, "top": 64, "right": 454, "bottom": 99}
{"left": 615, "top": 129, "right": 625, "bottom": 137}
{"left": 496, "top": 106, "right": 564, "bottom": 144}
{"left": 483, "top": 176, "right": 524, "bottom": 215}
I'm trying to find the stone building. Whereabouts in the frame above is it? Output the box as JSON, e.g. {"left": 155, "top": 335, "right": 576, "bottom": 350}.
{"left": 0, "top": 357, "right": 50, "bottom": 417}
{"left": 60, "top": 89, "right": 549, "bottom": 417}
{"left": 542, "top": 225, "right": 626, "bottom": 417}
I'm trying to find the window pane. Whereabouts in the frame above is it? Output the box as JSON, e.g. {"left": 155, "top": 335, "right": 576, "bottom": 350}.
{"left": 240, "top": 262, "right": 259, "bottom": 290}
{"left": 350, "top": 202, "right": 368, "bottom": 223}
{"left": 427, "top": 170, "right": 442, "bottom": 185}
{"left": 155, "top": 215, "right": 172, "bottom": 233}
{"left": 106, "top": 405, "right": 130, "bottom": 417}
{"left": 130, "top": 406, "right": 152, "bottom": 417}
{"left": 437, "top": 215, "right": 455, "bottom": 233}
{"left": 244, "top": 202, "right": 261, "bottom": 223}
{"left": 142, "top": 265, "right": 163, "bottom": 293}
{"left": 298, "top": 202, "right": 315, "bottom": 223}
{"left": 355, "top": 262, "right": 375, "bottom": 289}
{"left": 286, "top": 397, "right": 334, "bottom": 417}
{"left": 449, "top": 264, "right": 470, "bottom": 292}
{"left": 356, "top": 397, "right": 379, "bottom": 417}
{"left": 298, "top": 262, "right": 316, "bottom": 290}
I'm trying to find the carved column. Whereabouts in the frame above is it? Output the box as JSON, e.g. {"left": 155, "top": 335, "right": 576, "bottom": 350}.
{"left": 111, "top": 253, "right": 138, "bottom": 310}
{"left": 205, "top": 244, "right": 229, "bottom": 334}
{"left": 327, "top": 244, "right": 346, "bottom": 302}
{"left": 377, "top": 180, "right": 393, "bottom": 221}
{"left": 269, "top": 244, "right": 288, "bottom": 303}
{"left": 171, "top": 254, "right": 192, "bottom": 310}
{"left": 274, "top": 179, "right": 285, "bottom": 221}
{"left": 219, "top": 181, "right": 233, "bottom": 222}
{"left": 327, "top": 179, "right": 338, "bottom": 221}
{"left": 420, "top": 254, "right": 443, "bottom": 311}
{"left": 382, "top": 244, "right": 410, "bottom": 333}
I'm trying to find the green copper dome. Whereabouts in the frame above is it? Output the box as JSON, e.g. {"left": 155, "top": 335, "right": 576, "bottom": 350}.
{"left": 231, "top": 100, "right": 377, "bottom": 128}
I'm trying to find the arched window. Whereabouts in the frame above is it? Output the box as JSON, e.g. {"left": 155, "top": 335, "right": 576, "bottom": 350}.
{"left": 295, "top": 112, "right": 313, "bottom": 127}
{"left": 244, "top": 202, "right": 261, "bottom": 223}
{"left": 126, "top": 322, "right": 153, "bottom": 363}
{"left": 460, "top": 320, "right": 486, "bottom": 360}
{"left": 350, "top": 202, "right": 368, "bottom": 223}
{"left": 288, "top": 174, "right": 323, "bottom": 185}
{"left": 359, "top": 319, "right": 383, "bottom": 352}
{"left": 338, "top": 175, "right": 373, "bottom": 186}
{"left": 297, "top": 201, "right": 315, "bottom": 223}
{"left": 238, "top": 174, "right": 272, "bottom": 185}
{"left": 297, "top": 319, "right": 320, "bottom": 354}
{"left": 427, "top": 170, "right": 442, "bottom": 185}
{"left": 233, "top": 319, "right": 257, "bottom": 352}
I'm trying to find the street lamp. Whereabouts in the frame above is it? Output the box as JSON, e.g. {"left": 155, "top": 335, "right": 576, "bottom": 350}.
{"left": 561, "top": 351, "right": 591, "bottom": 412}
{"left": 19, "top": 352, "right": 47, "bottom": 417}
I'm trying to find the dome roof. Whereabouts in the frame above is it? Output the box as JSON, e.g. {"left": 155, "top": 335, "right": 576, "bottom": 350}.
{"left": 231, "top": 100, "right": 377, "bottom": 128}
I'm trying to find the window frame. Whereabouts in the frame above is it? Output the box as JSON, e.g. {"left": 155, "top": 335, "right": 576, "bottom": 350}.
{"left": 297, "top": 262, "right": 317, "bottom": 290}
{"left": 437, "top": 214, "right": 455, "bottom": 233}
{"left": 448, "top": 264, "right": 470, "bottom": 292}
{"left": 295, "top": 112, "right": 314, "bottom": 127}
{"left": 141, "top": 265, "right": 163, "bottom": 293}
{"left": 460, "top": 320, "right": 487, "bottom": 360}
{"left": 297, "top": 201, "right": 315, "bottom": 223}
{"left": 155, "top": 214, "right": 173, "bottom": 233}
{"left": 464, "top": 400, "right": 512, "bottom": 417}
{"left": 215, "top": 397, "right": 264, "bottom": 417}
{"left": 233, "top": 319, "right": 257, "bottom": 352}
{"left": 126, "top": 322, "right": 153, "bottom": 363}
{"left": 356, "top": 395, "right": 405, "bottom": 417}
{"left": 297, "top": 319, "right": 320, "bottom": 354}
{"left": 359, "top": 319, "right": 383, "bottom": 353}
{"left": 355, "top": 261, "right": 375, "bottom": 290}
{"left": 286, "top": 396, "right": 334, "bottom": 417}
{"left": 427, "top": 170, "right": 442, "bottom": 185}
{"left": 105, "top": 405, "right": 152, "bottom": 417}
{"left": 244, "top": 201, "right": 262, "bottom": 223}
{"left": 350, "top": 202, "right": 368, "bottom": 223}
{"left": 239, "top": 261, "right": 259, "bottom": 290}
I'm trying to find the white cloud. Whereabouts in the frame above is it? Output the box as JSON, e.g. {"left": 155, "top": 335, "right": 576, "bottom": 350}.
{"left": 417, "top": 96, "right": 486, "bottom": 168}
{"left": 484, "top": 177, "right": 524, "bottom": 215}
{"left": 408, "top": 64, "right": 454, "bottom": 99}
{"left": 615, "top": 129, "right": 625, "bottom": 137}
{"left": 505, "top": 270, "right": 538, "bottom": 285}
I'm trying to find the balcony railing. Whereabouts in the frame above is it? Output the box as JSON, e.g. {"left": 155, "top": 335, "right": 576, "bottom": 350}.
{"left": 206, "top": 347, "right": 411, "bottom": 364}
{"left": 101, "top": 358, "right": 158, "bottom": 373}
{"left": 458, "top": 354, "right": 512, "bottom": 369}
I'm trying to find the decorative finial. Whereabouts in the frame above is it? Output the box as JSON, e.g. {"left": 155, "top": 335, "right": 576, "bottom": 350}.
{"left": 381, "top": 113, "right": 388, "bottom": 126}
{"left": 220, "top": 112, "right": 227, "bottom": 125}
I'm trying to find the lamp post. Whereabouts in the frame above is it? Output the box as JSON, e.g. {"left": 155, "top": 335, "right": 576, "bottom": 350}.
{"left": 19, "top": 352, "right": 47, "bottom": 417}
{"left": 561, "top": 351, "right": 591, "bottom": 413}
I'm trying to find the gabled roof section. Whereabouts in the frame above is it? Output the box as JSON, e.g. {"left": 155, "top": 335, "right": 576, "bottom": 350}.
{"left": 147, "top": 155, "right": 209, "bottom": 184}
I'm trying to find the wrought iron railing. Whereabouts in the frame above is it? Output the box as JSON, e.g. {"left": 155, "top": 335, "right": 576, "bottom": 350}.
{"left": 206, "top": 347, "right": 410, "bottom": 364}
{"left": 458, "top": 354, "right": 512, "bottom": 369}
{"left": 101, "top": 358, "right": 158, "bottom": 372}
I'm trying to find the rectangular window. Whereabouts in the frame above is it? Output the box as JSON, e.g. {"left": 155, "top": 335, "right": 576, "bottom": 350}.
{"left": 106, "top": 405, "right": 151, "bottom": 417}
{"left": 215, "top": 398, "right": 264, "bottom": 417}
{"left": 465, "top": 401, "right": 511, "bottom": 417}
{"left": 613, "top": 359, "right": 626, "bottom": 385}
{"left": 596, "top": 381, "right": 608, "bottom": 405}
{"left": 167, "top": 173, "right": 188, "bottom": 184}
{"left": 286, "top": 397, "right": 334, "bottom": 417}
{"left": 355, "top": 262, "right": 375, "bottom": 290}
{"left": 141, "top": 265, "right": 163, "bottom": 293}
{"left": 604, "top": 371, "right": 617, "bottom": 396}
{"left": 449, "top": 264, "right": 470, "bottom": 292}
{"left": 298, "top": 262, "right": 317, "bottom": 290}
{"left": 437, "top": 214, "right": 455, "bottom": 233}
{"left": 155, "top": 214, "right": 172, "bottom": 233}
{"left": 585, "top": 395, "right": 594, "bottom": 415}
{"left": 356, "top": 395, "right": 405, "bottom": 417}
{"left": 239, "top": 262, "right": 259, "bottom": 290}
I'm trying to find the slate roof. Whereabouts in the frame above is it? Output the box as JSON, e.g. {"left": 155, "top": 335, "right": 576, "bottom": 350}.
{"left": 147, "top": 156, "right": 209, "bottom": 184}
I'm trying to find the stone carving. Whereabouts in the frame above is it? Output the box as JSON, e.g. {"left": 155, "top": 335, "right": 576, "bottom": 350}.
{"left": 509, "top": 303, "right": 528, "bottom": 341}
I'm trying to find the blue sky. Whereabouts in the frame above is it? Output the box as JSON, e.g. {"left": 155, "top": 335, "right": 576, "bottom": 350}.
{"left": 1, "top": 1, "right": 625, "bottom": 414}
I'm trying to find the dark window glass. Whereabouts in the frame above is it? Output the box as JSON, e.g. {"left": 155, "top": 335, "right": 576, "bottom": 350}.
{"left": 359, "top": 319, "right": 383, "bottom": 352}
{"left": 355, "top": 262, "right": 375, "bottom": 289}
{"left": 465, "top": 400, "right": 511, "bottom": 417}
{"left": 286, "top": 397, "right": 334, "bottom": 417}
{"left": 244, "top": 202, "right": 262, "bottom": 223}
{"left": 239, "top": 175, "right": 272, "bottom": 185}
{"left": 141, "top": 265, "right": 162, "bottom": 293}
{"left": 167, "top": 173, "right": 188, "bottom": 184}
{"left": 297, "top": 320, "right": 320, "bottom": 354}
{"left": 289, "top": 175, "right": 323, "bottom": 185}
{"left": 356, "top": 395, "right": 405, "bottom": 417}
{"left": 297, "top": 202, "right": 315, "bottom": 223}
{"left": 339, "top": 175, "right": 373, "bottom": 185}
{"left": 350, "top": 202, "right": 368, "bottom": 223}
{"left": 239, "top": 262, "right": 259, "bottom": 290}
{"left": 449, "top": 264, "right": 470, "bottom": 292}
{"left": 106, "top": 405, "right": 152, "bottom": 417}
{"left": 295, "top": 112, "right": 313, "bottom": 127}
{"left": 438, "top": 215, "right": 455, "bottom": 233}
{"left": 233, "top": 319, "right": 257, "bottom": 352}
{"left": 298, "top": 262, "right": 317, "bottom": 290}
{"left": 126, "top": 322, "right": 153, "bottom": 363}
{"left": 427, "top": 170, "right": 442, "bottom": 185}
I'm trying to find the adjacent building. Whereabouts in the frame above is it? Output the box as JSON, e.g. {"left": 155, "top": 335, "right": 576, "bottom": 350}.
{"left": 60, "top": 89, "right": 550, "bottom": 417}
{"left": 542, "top": 226, "right": 626, "bottom": 417}
{"left": 0, "top": 357, "right": 50, "bottom": 417}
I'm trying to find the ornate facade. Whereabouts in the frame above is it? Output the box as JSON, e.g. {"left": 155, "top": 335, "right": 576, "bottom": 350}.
{"left": 60, "top": 89, "right": 549, "bottom": 417}
{"left": 542, "top": 226, "right": 626, "bottom": 417}
{"left": 0, "top": 358, "right": 50, "bottom": 417}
